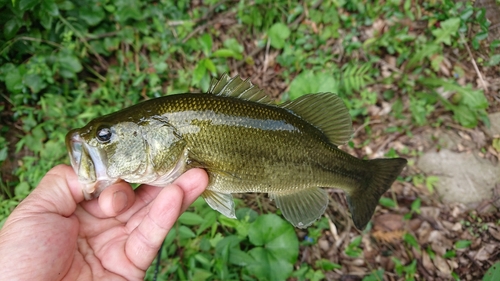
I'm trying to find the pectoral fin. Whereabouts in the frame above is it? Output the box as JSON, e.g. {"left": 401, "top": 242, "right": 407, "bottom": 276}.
{"left": 269, "top": 187, "right": 328, "bottom": 228}
{"left": 202, "top": 190, "right": 236, "bottom": 219}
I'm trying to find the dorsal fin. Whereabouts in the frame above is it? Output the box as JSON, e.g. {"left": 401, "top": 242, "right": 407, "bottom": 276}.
{"left": 208, "top": 74, "right": 275, "bottom": 105}
{"left": 280, "top": 93, "right": 353, "bottom": 146}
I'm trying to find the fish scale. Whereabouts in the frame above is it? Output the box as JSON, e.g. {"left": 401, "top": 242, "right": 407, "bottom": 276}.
{"left": 66, "top": 74, "right": 407, "bottom": 229}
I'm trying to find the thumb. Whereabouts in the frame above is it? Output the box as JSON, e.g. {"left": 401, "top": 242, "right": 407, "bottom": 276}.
{"left": 17, "top": 164, "right": 85, "bottom": 217}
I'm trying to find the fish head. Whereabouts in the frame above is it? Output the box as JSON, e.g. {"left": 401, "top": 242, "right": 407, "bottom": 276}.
{"left": 66, "top": 118, "right": 152, "bottom": 199}
{"left": 66, "top": 114, "right": 189, "bottom": 200}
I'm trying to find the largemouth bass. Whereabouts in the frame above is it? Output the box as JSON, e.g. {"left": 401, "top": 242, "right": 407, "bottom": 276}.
{"left": 66, "top": 74, "right": 407, "bottom": 229}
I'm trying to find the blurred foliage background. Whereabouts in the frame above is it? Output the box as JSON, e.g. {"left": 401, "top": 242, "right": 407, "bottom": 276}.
{"left": 1, "top": 0, "right": 499, "bottom": 280}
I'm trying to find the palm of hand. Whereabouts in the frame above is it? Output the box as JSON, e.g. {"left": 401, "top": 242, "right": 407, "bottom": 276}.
{"left": 0, "top": 165, "right": 207, "bottom": 281}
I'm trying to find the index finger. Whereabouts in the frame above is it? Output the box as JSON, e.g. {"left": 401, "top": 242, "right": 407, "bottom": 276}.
{"left": 124, "top": 168, "right": 208, "bottom": 270}
{"left": 117, "top": 168, "right": 208, "bottom": 223}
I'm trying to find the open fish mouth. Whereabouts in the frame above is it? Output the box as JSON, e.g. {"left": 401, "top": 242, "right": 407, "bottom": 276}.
{"left": 66, "top": 130, "right": 83, "bottom": 176}
{"left": 66, "top": 130, "right": 117, "bottom": 199}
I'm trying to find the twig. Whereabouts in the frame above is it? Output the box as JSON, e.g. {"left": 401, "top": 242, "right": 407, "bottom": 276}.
{"left": 0, "top": 93, "right": 14, "bottom": 105}
{"left": 352, "top": 119, "right": 382, "bottom": 137}
{"left": 83, "top": 64, "right": 106, "bottom": 82}
{"left": 460, "top": 33, "right": 487, "bottom": 92}
{"left": 378, "top": 58, "right": 402, "bottom": 73}
{"left": 85, "top": 31, "right": 119, "bottom": 41}
{"left": 166, "top": 20, "right": 192, "bottom": 26}
{"left": 181, "top": 12, "right": 236, "bottom": 43}
{"left": 262, "top": 38, "right": 271, "bottom": 74}
{"left": 181, "top": 1, "right": 233, "bottom": 44}
{"left": 465, "top": 252, "right": 484, "bottom": 272}
{"left": 374, "top": 132, "right": 403, "bottom": 156}
{"left": 443, "top": 121, "right": 476, "bottom": 134}
{"left": 0, "top": 36, "right": 63, "bottom": 55}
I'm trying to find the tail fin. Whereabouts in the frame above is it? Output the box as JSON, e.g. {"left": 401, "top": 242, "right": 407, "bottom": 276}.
{"left": 346, "top": 158, "right": 407, "bottom": 230}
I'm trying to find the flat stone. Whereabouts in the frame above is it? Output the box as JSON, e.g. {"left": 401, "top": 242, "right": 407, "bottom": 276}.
{"left": 417, "top": 149, "right": 500, "bottom": 207}
{"left": 486, "top": 112, "right": 500, "bottom": 137}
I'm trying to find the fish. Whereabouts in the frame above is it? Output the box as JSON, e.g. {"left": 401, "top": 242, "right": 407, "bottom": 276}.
{"left": 66, "top": 74, "right": 407, "bottom": 229}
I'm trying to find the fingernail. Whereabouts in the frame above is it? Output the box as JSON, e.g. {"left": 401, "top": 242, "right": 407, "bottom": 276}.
{"left": 113, "top": 191, "right": 128, "bottom": 214}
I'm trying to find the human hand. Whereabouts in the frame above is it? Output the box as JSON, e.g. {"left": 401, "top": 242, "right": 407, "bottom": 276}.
{"left": 0, "top": 165, "right": 208, "bottom": 281}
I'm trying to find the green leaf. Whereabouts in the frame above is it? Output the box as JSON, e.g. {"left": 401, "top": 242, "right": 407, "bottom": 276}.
{"left": 15, "top": 182, "right": 30, "bottom": 197}
{"left": 178, "top": 212, "right": 204, "bottom": 226}
{"left": 248, "top": 214, "right": 298, "bottom": 256}
{"left": 203, "top": 58, "right": 216, "bottom": 74}
{"left": 288, "top": 71, "right": 338, "bottom": 100}
{"left": 41, "top": 0, "right": 59, "bottom": 16}
{"left": 492, "top": 139, "right": 500, "bottom": 153}
{"left": 19, "top": 0, "right": 39, "bottom": 11}
{"left": 247, "top": 247, "right": 294, "bottom": 281}
{"left": 403, "top": 233, "right": 419, "bottom": 248}
{"left": 484, "top": 262, "right": 500, "bottom": 281}
{"left": 432, "top": 18, "right": 460, "bottom": 45}
{"left": 268, "top": 23, "right": 291, "bottom": 49}
{"left": 178, "top": 225, "right": 196, "bottom": 239}
{"left": 229, "top": 248, "right": 254, "bottom": 266}
{"left": 453, "top": 105, "right": 477, "bottom": 128}
{"left": 57, "top": 0, "right": 75, "bottom": 10}
{"left": 363, "top": 269, "right": 385, "bottom": 281}
{"left": 192, "top": 61, "right": 207, "bottom": 85}
{"left": 23, "top": 73, "right": 46, "bottom": 94}
{"left": 4, "top": 18, "right": 21, "bottom": 39}
{"left": 379, "top": 197, "right": 397, "bottom": 208}
{"left": 154, "top": 61, "right": 168, "bottom": 73}
{"left": 443, "top": 250, "right": 456, "bottom": 259}
{"left": 5, "top": 67, "right": 23, "bottom": 93}
{"left": 198, "top": 33, "right": 213, "bottom": 56}
{"left": 115, "top": 0, "right": 142, "bottom": 22}
{"left": 215, "top": 235, "right": 254, "bottom": 266}
{"left": 0, "top": 63, "right": 17, "bottom": 81}
{"left": 191, "top": 268, "right": 212, "bottom": 281}
{"left": 39, "top": 10, "right": 53, "bottom": 29}
{"left": 57, "top": 53, "right": 83, "bottom": 78}
{"left": 315, "top": 259, "right": 342, "bottom": 271}
{"left": 40, "top": 139, "right": 66, "bottom": 160}
{"left": 212, "top": 49, "right": 242, "bottom": 60}
{"left": 460, "top": 87, "right": 488, "bottom": 109}
{"left": 196, "top": 211, "right": 217, "bottom": 235}
{"left": 411, "top": 197, "right": 421, "bottom": 214}
{"left": 420, "top": 78, "right": 488, "bottom": 128}
{"left": 79, "top": 5, "right": 105, "bottom": 26}
{"left": 425, "top": 176, "right": 439, "bottom": 193}
{"left": 407, "top": 43, "right": 440, "bottom": 70}
{"left": 488, "top": 54, "right": 500, "bottom": 66}
{"left": 246, "top": 214, "right": 299, "bottom": 280}
{"left": 223, "top": 38, "right": 244, "bottom": 54}
{"left": 305, "top": 268, "right": 325, "bottom": 281}
{"left": 455, "top": 240, "right": 471, "bottom": 249}
{"left": 0, "top": 146, "right": 7, "bottom": 162}
{"left": 236, "top": 207, "right": 258, "bottom": 222}
{"left": 345, "top": 236, "right": 363, "bottom": 257}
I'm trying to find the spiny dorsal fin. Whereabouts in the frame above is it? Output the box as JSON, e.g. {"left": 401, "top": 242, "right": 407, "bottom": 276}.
{"left": 280, "top": 93, "right": 353, "bottom": 146}
{"left": 208, "top": 74, "right": 275, "bottom": 105}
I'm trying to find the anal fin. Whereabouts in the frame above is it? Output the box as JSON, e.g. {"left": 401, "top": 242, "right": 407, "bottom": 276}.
{"left": 269, "top": 187, "right": 328, "bottom": 229}
{"left": 202, "top": 190, "right": 236, "bottom": 219}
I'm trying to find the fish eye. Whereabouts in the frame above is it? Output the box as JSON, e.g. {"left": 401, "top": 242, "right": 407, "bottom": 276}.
{"left": 96, "top": 127, "right": 112, "bottom": 143}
